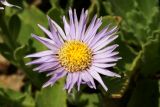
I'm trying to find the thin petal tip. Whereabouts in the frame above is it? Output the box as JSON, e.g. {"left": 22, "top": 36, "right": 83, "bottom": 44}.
{"left": 115, "top": 74, "right": 121, "bottom": 78}
{"left": 0, "top": 7, "right": 4, "bottom": 9}
{"left": 42, "top": 82, "right": 51, "bottom": 88}
{"left": 24, "top": 56, "right": 28, "bottom": 58}
{"left": 118, "top": 57, "right": 122, "bottom": 60}
{"left": 25, "top": 63, "right": 30, "bottom": 66}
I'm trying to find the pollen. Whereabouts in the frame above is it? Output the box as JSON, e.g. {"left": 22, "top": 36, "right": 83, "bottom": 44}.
{"left": 58, "top": 40, "right": 92, "bottom": 72}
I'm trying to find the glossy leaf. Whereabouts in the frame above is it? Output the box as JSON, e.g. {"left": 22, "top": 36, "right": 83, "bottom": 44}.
{"left": 136, "top": 0, "right": 158, "bottom": 21}
{"left": 18, "top": 5, "right": 48, "bottom": 51}
{"left": 47, "top": 8, "right": 64, "bottom": 27}
{"left": 140, "top": 35, "right": 160, "bottom": 76}
{"left": 127, "top": 79, "right": 159, "bottom": 107}
{"left": 108, "top": 0, "right": 135, "bottom": 17}
{"left": 88, "top": 0, "right": 100, "bottom": 20}
{"left": 79, "top": 93, "right": 101, "bottom": 107}
{"left": 0, "top": 87, "right": 35, "bottom": 107}
{"left": 35, "top": 80, "right": 67, "bottom": 107}
{"left": 9, "top": 15, "right": 21, "bottom": 40}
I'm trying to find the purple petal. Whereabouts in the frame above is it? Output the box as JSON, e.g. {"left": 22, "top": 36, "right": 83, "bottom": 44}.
{"left": 92, "top": 35, "right": 118, "bottom": 52}
{"left": 31, "top": 34, "right": 59, "bottom": 50}
{"left": 47, "top": 16, "right": 63, "bottom": 46}
{"left": 93, "top": 52, "right": 119, "bottom": 59}
{"left": 42, "top": 71, "right": 67, "bottom": 88}
{"left": 25, "top": 50, "right": 55, "bottom": 58}
{"left": 77, "top": 73, "right": 82, "bottom": 91}
{"left": 38, "top": 62, "right": 60, "bottom": 72}
{"left": 33, "top": 62, "right": 59, "bottom": 72}
{"left": 49, "top": 17, "right": 67, "bottom": 40}
{"left": 88, "top": 70, "right": 108, "bottom": 91}
{"left": 89, "top": 26, "right": 118, "bottom": 48}
{"left": 85, "top": 70, "right": 96, "bottom": 89}
{"left": 81, "top": 71, "right": 95, "bottom": 89}
{"left": 77, "top": 9, "right": 84, "bottom": 40}
{"left": 68, "top": 72, "right": 79, "bottom": 93}
{"left": 69, "top": 9, "right": 76, "bottom": 39}
{"left": 84, "top": 18, "right": 102, "bottom": 43}
{"left": 93, "top": 44, "right": 119, "bottom": 55}
{"left": 82, "top": 15, "right": 97, "bottom": 41}
{"left": 26, "top": 55, "right": 57, "bottom": 65}
{"left": 93, "top": 57, "right": 121, "bottom": 63}
{"left": 88, "top": 24, "right": 110, "bottom": 47}
{"left": 64, "top": 73, "right": 72, "bottom": 89}
{"left": 46, "top": 67, "right": 65, "bottom": 76}
{"left": 90, "top": 66, "right": 121, "bottom": 77}
{"left": 74, "top": 9, "right": 79, "bottom": 40}
{"left": 38, "top": 24, "right": 53, "bottom": 40}
{"left": 105, "top": 26, "right": 118, "bottom": 36}
{"left": 63, "top": 16, "right": 70, "bottom": 38}
{"left": 92, "top": 63, "right": 116, "bottom": 68}
{"left": 78, "top": 10, "right": 88, "bottom": 40}
{"left": 40, "top": 64, "right": 61, "bottom": 73}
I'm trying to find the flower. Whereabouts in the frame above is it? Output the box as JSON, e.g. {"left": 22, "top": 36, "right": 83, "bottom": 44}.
{"left": 0, "top": 0, "right": 21, "bottom": 10}
{"left": 25, "top": 9, "right": 121, "bottom": 92}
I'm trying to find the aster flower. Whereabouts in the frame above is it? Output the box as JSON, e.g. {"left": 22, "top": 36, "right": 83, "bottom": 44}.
{"left": 0, "top": 0, "right": 21, "bottom": 10}
{"left": 25, "top": 9, "right": 121, "bottom": 92}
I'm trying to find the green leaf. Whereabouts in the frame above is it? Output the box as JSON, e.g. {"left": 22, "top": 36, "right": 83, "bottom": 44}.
{"left": 140, "top": 35, "right": 160, "bottom": 76}
{"left": 108, "top": 0, "right": 135, "bottom": 17}
{"left": 102, "top": 1, "right": 113, "bottom": 15}
{"left": 108, "top": 0, "right": 159, "bottom": 43}
{"left": 17, "top": 23, "right": 34, "bottom": 45}
{"left": 0, "top": 43, "right": 16, "bottom": 64}
{"left": 123, "top": 10, "right": 148, "bottom": 43}
{"left": 18, "top": 5, "right": 48, "bottom": 51}
{"left": 0, "top": 16, "right": 16, "bottom": 49}
{"left": 129, "top": 35, "right": 160, "bottom": 77}
{"left": 65, "top": 0, "right": 74, "bottom": 10}
{"left": 50, "top": 0, "right": 59, "bottom": 8}
{"left": 35, "top": 79, "right": 67, "bottom": 107}
{"left": 149, "top": 10, "right": 160, "bottom": 32}
{"left": 47, "top": 8, "right": 64, "bottom": 27}
{"left": 18, "top": 6, "right": 47, "bottom": 30}
{"left": 127, "top": 79, "right": 159, "bottom": 107}
{"left": 136, "top": 0, "right": 158, "bottom": 21}
{"left": 50, "top": 0, "right": 73, "bottom": 10}
{"left": 88, "top": 0, "right": 100, "bottom": 20}
{"left": 9, "top": 15, "right": 21, "bottom": 40}
{"left": 0, "top": 87, "right": 35, "bottom": 107}
{"left": 79, "top": 93, "right": 100, "bottom": 107}
{"left": 116, "top": 35, "right": 137, "bottom": 71}
{"left": 100, "top": 16, "right": 121, "bottom": 29}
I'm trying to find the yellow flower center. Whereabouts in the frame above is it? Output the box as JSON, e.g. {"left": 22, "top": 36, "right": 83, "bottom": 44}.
{"left": 58, "top": 40, "right": 92, "bottom": 72}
